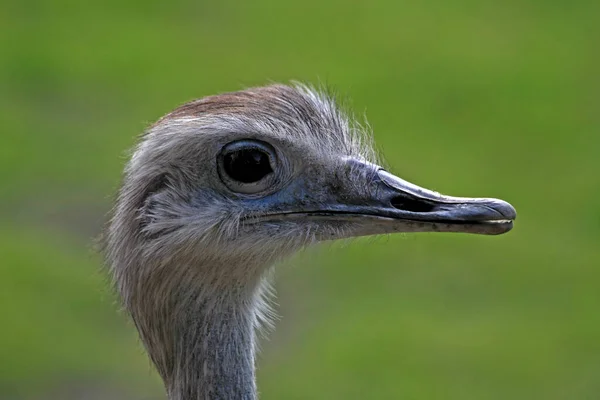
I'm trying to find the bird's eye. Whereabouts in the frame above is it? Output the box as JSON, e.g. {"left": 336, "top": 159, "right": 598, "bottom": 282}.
{"left": 223, "top": 148, "right": 272, "bottom": 183}
{"left": 218, "top": 140, "right": 278, "bottom": 194}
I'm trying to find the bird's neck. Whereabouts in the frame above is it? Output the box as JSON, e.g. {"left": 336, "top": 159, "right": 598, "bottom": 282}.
{"left": 131, "top": 261, "right": 266, "bottom": 400}
{"left": 167, "top": 299, "right": 258, "bottom": 400}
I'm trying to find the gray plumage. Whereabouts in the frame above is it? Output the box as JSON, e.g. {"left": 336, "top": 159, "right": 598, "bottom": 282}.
{"left": 104, "top": 83, "right": 516, "bottom": 400}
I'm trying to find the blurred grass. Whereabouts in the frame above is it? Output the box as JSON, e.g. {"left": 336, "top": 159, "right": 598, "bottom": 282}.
{"left": 1, "top": 0, "right": 598, "bottom": 398}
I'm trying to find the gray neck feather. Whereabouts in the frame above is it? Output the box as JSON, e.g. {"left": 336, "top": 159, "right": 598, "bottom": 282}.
{"left": 128, "top": 259, "right": 267, "bottom": 400}
{"left": 167, "top": 297, "right": 257, "bottom": 400}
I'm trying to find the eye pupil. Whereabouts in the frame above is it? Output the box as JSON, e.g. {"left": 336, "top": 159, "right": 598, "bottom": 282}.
{"left": 223, "top": 148, "right": 273, "bottom": 183}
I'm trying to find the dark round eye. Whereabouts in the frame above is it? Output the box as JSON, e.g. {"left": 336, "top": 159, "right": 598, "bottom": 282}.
{"left": 223, "top": 148, "right": 273, "bottom": 183}
{"left": 218, "top": 140, "right": 279, "bottom": 194}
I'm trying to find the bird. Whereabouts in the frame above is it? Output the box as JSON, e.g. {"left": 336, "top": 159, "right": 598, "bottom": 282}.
{"left": 103, "top": 83, "right": 516, "bottom": 400}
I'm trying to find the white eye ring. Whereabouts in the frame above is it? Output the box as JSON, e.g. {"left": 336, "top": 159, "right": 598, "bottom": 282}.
{"left": 217, "top": 139, "right": 279, "bottom": 194}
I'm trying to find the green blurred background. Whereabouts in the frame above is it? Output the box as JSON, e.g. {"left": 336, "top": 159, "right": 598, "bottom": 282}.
{"left": 2, "top": 0, "right": 598, "bottom": 399}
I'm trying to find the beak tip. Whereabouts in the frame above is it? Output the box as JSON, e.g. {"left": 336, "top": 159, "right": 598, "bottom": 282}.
{"left": 488, "top": 198, "right": 517, "bottom": 221}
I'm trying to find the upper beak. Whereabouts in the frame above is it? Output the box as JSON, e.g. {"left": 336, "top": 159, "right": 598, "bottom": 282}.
{"left": 368, "top": 168, "right": 516, "bottom": 235}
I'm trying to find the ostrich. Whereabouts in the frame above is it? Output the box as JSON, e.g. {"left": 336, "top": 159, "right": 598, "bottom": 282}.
{"left": 104, "top": 83, "right": 516, "bottom": 400}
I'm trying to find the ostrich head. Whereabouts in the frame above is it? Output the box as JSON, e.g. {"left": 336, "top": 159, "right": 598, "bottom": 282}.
{"left": 104, "top": 83, "right": 516, "bottom": 400}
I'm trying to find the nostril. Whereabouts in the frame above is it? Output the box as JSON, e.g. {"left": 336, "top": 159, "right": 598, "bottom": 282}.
{"left": 390, "top": 196, "right": 436, "bottom": 213}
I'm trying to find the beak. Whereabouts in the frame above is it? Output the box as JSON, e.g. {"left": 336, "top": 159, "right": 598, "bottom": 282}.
{"left": 365, "top": 168, "right": 517, "bottom": 235}
{"left": 266, "top": 158, "right": 516, "bottom": 236}
{"left": 247, "top": 158, "right": 516, "bottom": 238}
